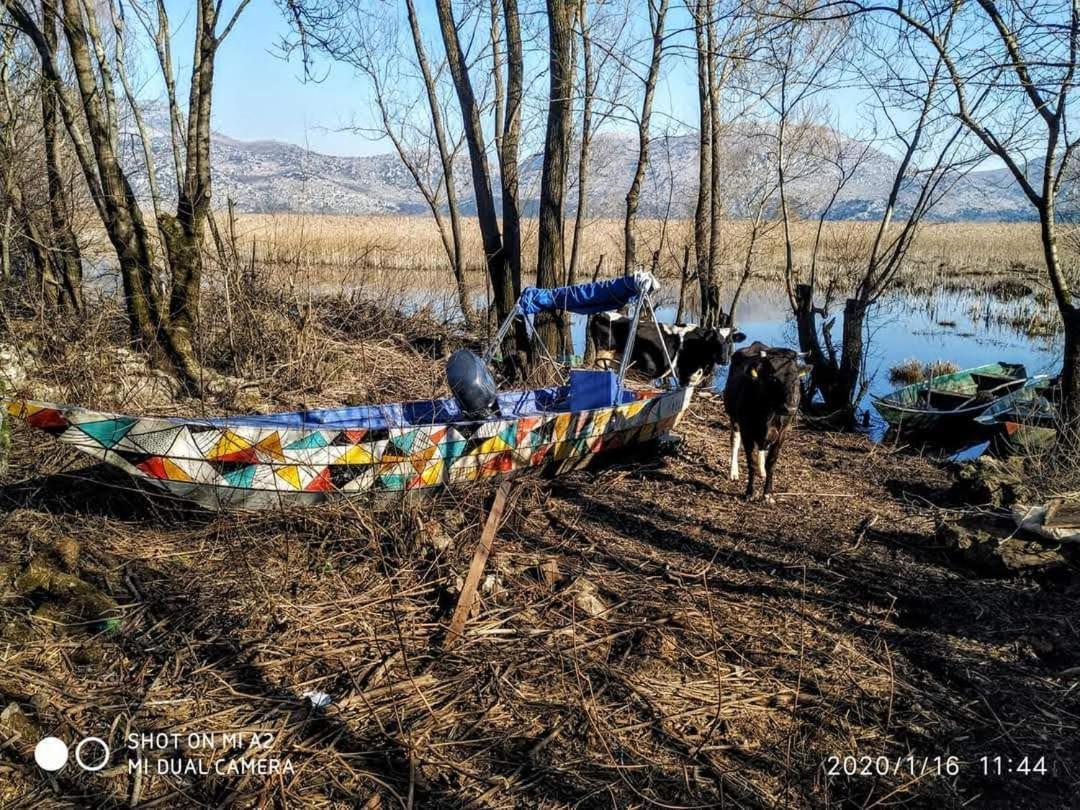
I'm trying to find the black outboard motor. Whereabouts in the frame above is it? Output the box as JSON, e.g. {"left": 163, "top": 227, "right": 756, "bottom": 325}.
{"left": 446, "top": 349, "right": 499, "bottom": 420}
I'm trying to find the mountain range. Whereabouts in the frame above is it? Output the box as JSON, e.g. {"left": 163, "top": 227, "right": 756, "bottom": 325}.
{"left": 120, "top": 114, "right": 1038, "bottom": 222}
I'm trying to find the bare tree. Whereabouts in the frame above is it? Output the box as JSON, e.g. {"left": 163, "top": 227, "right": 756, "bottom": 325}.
{"left": 567, "top": 0, "right": 595, "bottom": 288}
{"left": 691, "top": 0, "right": 714, "bottom": 322}
{"left": 725, "top": 138, "right": 782, "bottom": 324}
{"left": 777, "top": 15, "right": 975, "bottom": 422}
{"left": 0, "top": 16, "right": 84, "bottom": 310}
{"left": 433, "top": 0, "right": 521, "bottom": 345}
{"left": 3, "top": 0, "right": 249, "bottom": 386}
{"left": 623, "top": 0, "right": 669, "bottom": 276}
{"left": 406, "top": 0, "right": 472, "bottom": 328}
{"left": 689, "top": 0, "right": 758, "bottom": 327}
{"left": 536, "top": 0, "right": 578, "bottom": 356}
{"left": 493, "top": 0, "right": 526, "bottom": 356}
{"left": 38, "top": 0, "right": 81, "bottom": 312}
{"left": 0, "top": 28, "right": 49, "bottom": 291}
{"left": 296, "top": 1, "right": 477, "bottom": 328}
{"left": 567, "top": 0, "right": 632, "bottom": 287}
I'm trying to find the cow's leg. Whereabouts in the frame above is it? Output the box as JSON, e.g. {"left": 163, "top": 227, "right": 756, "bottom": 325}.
{"left": 763, "top": 442, "right": 782, "bottom": 503}
{"left": 743, "top": 441, "right": 757, "bottom": 500}
{"left": 729, "top": 429, "right": 741, "bottom": 480}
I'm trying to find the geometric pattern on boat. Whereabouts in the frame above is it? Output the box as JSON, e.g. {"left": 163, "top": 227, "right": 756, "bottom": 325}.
{"left": 4, "top": 387, "right": 692, "bottom": 510}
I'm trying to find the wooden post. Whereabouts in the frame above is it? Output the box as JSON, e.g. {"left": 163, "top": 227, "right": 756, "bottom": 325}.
{"left": 443, "top": 481, "right": 512, "bottom": 648}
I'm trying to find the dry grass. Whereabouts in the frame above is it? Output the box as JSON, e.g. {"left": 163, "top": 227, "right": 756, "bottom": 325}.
{"left": 0, "top": 285, "right": 1078, "bottom": 808}
{"left": 225, "top": 214, "right": 1055, "bottom": 290}
{"left": 0, "top": 384, "right": 1077, "bottom": 808}
{"left": 1, "top": 226, "right": 1078, "bottom": 807}
{"left": 888, "top": 358, "right": 962, "bottom": 386}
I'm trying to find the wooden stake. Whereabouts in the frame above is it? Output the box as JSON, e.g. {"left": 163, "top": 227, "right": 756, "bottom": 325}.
{"left": 444, "top": 481, "right": 512, "bottom": 648}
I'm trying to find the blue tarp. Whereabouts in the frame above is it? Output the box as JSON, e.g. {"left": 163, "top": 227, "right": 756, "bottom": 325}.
{"left": 518, "top": 276, "right": 641, "bottom": 316}
{"left": 199, "top": 388, "right": 569, "bottom": 430}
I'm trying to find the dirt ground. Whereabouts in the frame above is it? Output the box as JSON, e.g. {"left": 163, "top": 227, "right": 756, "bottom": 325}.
{"left": 1, "top": 378, "right": 1078, "bottom": 808}
{"left": 0, "top": 287, "right": 1077, "bottom": 809}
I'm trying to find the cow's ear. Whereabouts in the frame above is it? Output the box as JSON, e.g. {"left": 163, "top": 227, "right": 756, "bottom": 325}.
{"left": 732, "top": 331, "right": 747, "bottom": 343}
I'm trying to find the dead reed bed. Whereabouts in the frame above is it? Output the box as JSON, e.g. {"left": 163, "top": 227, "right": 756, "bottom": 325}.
{"left": 3, "top": 225, "right": 1080, "bottom": 806}
{"left": 230, "top": 213, "right": 1053, "bottom": 289}
{"left": 1, "top": 391, "right": 1077, "bottom": 807}
{"left": 0, "top": 285, "right": 1078, "bottom": 807}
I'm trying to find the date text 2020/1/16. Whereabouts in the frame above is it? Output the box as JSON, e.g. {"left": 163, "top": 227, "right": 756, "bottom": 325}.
{"left": 824, "top": 755, "right": 960, "bottom": 778}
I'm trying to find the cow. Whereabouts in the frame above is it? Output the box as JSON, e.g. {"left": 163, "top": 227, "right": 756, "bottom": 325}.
{"left": 724, "top": 342, "right": 810, "bottom": 502}
{"left": 590, "top": 312, "right": 746, "bottom": 387}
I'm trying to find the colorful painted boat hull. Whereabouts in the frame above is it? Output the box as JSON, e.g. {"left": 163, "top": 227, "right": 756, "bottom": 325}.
{"left": 3, "top": 386, "right": 693, "bottom": 510}
{"left": 871, "top": 362, "right": 1029, "bottom": 436}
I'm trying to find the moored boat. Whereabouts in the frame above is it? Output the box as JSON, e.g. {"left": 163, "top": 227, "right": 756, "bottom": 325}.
{"left": 872, "top": 362, "right": 1030, "bottom": 436}
{"left": 3, "top": 276, "right": 696, "bottom": 510}
{"left": 975, "top": 379, "right": 1058, "bottom": 456}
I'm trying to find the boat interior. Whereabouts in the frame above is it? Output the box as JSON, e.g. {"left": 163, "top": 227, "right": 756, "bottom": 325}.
{"left": 200, "top": 370, "right": 647, "bottom": 431}
{"left": 915, "top": 365, "right": 1028, "bottom": 411}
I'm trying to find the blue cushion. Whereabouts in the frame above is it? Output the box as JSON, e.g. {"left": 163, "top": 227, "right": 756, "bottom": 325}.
{"left": 569, "top": 369, "right": 618, "bottom": 411}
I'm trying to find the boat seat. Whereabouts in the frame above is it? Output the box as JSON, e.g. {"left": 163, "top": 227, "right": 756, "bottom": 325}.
{"left": 970, "top": 372, "right": 1024, "bottom": 392}
{"left": 926, "top": 388, "right": 979, "bottom": 409}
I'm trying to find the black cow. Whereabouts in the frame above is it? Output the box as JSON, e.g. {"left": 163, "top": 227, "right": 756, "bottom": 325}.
{"left": 590, "top": 312, "right": 746, "bottom": 387}
{"left": 724, "top": 341, "right": 809, "bottom": 502}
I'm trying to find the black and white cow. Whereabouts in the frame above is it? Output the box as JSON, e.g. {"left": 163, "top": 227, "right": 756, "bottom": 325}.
{"left": 724, "top": 342, "right": 810, "bottom": 502}
{"left": 590, "top": 312, "right": 746, "bottom": 387}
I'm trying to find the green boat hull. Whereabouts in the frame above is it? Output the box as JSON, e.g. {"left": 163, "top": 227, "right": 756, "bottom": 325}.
{"left": 872, "top": 362, "right": 1029, "bottom": 436}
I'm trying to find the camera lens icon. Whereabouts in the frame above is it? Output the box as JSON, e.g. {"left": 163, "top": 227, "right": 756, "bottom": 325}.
{"left": 75, "top": 737, "right": 110, "bottom": 771}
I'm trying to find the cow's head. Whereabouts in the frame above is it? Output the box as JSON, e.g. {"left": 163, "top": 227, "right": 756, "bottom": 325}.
{"left": 744, "top": 347, "right": 811, "bottom": 415}
{"left": 677, "top": 326, "right": 747, "bottom": 386}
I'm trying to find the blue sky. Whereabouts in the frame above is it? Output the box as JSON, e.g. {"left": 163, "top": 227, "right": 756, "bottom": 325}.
{"left": 211, "top": 2, "right": 377, "bottom": 155}
{"left": 192, "top": 1, "right": 874, "bottom": 157}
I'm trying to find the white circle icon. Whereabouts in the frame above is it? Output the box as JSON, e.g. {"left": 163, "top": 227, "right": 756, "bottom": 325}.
{"left": 34, "top": 736, "right": 69, "bottom": 771}
{"left": 74, "top": 737, "right": 110, "bottom": 772}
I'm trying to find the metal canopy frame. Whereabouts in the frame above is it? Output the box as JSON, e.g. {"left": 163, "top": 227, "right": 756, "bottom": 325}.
{"left": 482, "top": 283, "right": 680, "bottom": 396}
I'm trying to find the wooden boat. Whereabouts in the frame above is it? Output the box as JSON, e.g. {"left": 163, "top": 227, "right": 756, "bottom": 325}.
{"left": 2, "top": 276, "right": 695, "bottom": 510}
{"left": 975, "top": 378, "right": 1058, "bottom": 456}
{"left": 871, "top": 362, "right": 1030, "bottom": 436}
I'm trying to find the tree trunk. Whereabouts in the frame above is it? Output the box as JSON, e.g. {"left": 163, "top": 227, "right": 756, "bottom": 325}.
{"left": 434, "top": 0, "right": 516, "bottom": 342}
{"left": 1061, "top": 307, "right": 1080, "bottom": 425}
{"left": 794, "top": 287, "right": 864, "bottom": 426}
{"left": 1036, "top": 199, "right": 1080, "bottom": 425}
{"left": 676, "top": 244, "right": 690, "bottom": 323}
{"left": 536, "top": 0, "right": 576, "bottom": 357}
{"left": 499, "top": 0, "right": 528, "bottom": 361}
{"left": 567, "top": 0, "right": 592, "bottom": 289}
{"left": 40, "top": 0, "right": 83, "bottom": 313}
{"left": 834, "top": 298, "right": 865, "bottom": 426}
{"left": 624, "top": 0, "right": 667, "bottom": 276}
{"left": 56, "top": 0, "right": 168, "bottom": 356}
{"left": 704, "top": 3, "right": 724, "bottom": 328}
{"left": 0, "top": 207, "right": 10, "bottom": 279}
{"left": 693, "top": 0, "right": 712, "bottom": 324}
{"left": 794, "top": 283, "right": 826, "bottom": 393}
